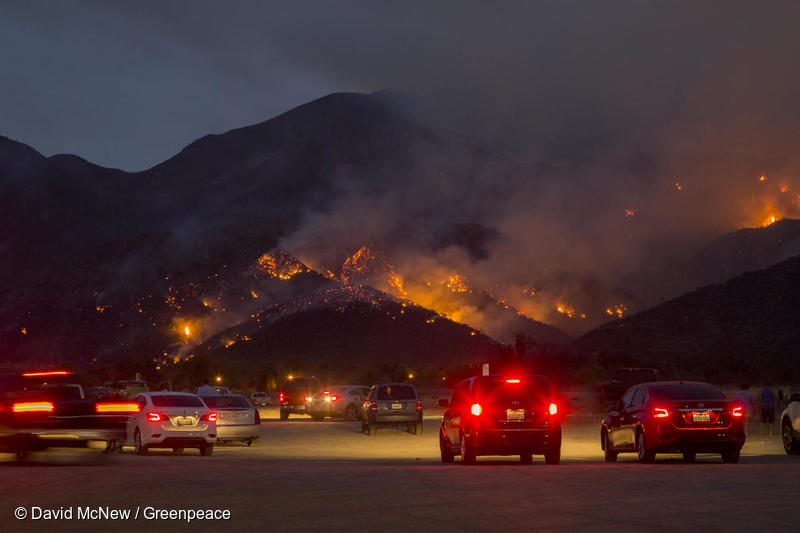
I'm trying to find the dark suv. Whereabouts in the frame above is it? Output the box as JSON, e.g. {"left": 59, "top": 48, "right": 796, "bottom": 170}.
{"left": 438, "top": 375, "right": 561, "bottom": 465}
{"left": 361, "top": 383, "right": 423, "bottom": 435}
{"left": 278, "top": 377, "right": 323, "bottom": 420}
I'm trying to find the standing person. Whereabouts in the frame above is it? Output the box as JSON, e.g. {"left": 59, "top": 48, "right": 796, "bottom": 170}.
{"left": 760, "top": 382, "right": 776, "bottom": 436}
{"left": 194, "top": 378, "right": 217, "bottom": 396}
{"left": 732, "top": 384, "right": 753, "bottom": 436}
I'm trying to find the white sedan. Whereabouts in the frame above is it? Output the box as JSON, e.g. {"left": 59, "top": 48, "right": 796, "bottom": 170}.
{"left": 781, "top": 392, "right": 800, "bottom": 455}
{"left": 126, "top": 392, "right": 217, "bottom": 456}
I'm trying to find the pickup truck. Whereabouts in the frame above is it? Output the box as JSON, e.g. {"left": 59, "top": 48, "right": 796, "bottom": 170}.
{"left": 0, "top": 370, "right": 137, "bottom": 457}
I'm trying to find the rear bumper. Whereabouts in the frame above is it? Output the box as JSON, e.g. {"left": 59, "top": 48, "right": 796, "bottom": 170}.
{"left": 473, "top": 427, "right": 561, "bottom": 455}
{"left": 652, "top": 429, "right": 745, "bottom": 453}
{"left": 217, "top": 424, "right": 260, "bottom": 441}
{"left": 373, "top": 413, "right": 421, "bottom": 424}
{"left": 0, "top": 428, "right": 122, "bottom": 451}
{"left": 148, "top": 437, "right": 214, "bottom": 449}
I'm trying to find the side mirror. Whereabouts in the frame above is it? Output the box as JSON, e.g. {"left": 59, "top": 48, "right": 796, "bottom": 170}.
{"left": 438, "top": 399, "right": 450, "bottom": 408}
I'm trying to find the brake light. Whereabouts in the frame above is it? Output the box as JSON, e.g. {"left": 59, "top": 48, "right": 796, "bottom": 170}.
{"left": 330, "top": 395, "right": 339, "bottom": 401}
{"left": 470, "top": 403, "right": 482, "bottom": 416}
{"left": 146, "top": 412, "right": 163, "bottom": 423}
{"left": 323, "top": 390, "right": 329, "bottom": 395}
{"left": 653, "top": 407, "right": 670, "bottom": 418}
{"left": 505, "top": 379, "right": 520, "bottom": 383}
{"left": 548, "top": 402, "right": 558, "bottom": 416}
{"left": 304, "top": 396, "right": 312, "bottom": 402}
{"left": 279, "top": 392, "right": 285, "bottom": 403}
{"left": 201, "top": 412, "right": 217, "bottom": 423}
{"left": 732, "top": 406, "right": 744, "bottom": 417}
{"left": 22, "top": 370, "right": 71, "bottom": 377}
{"left": 96, "top": 402, "right": 140, "bottom": 413}
{"left": 13, "top": 401, "right": 54, "bottom": 413}
{"left": 370, "top": 401, "right": 377, "bottom": 411}
{"left": 416, "top": 400, "right": 422, "bottom": 411}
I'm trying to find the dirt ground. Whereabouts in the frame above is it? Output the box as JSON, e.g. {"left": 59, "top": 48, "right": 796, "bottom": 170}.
{"left": 1, "top": 408, "right": 795, "bottom": 532}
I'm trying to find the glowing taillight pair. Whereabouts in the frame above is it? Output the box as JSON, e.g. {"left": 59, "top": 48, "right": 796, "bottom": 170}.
{"left": 469, "top": 402, "right": 557, "bottom": 416}
{"left": 146, "top": 412, "right": 217, "bottom": 423}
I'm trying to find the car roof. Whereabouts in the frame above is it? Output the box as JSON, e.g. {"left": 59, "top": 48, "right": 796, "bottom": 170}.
{"left": 140, "top": 391, "right": 198, "bottom": 397}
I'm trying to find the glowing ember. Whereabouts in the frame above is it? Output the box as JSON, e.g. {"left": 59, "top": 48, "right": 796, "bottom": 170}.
{"left": 759, "top": 175, "right": 767, "bottom": 182}
{"left": 763, "top": 215, "right": 778, "bottom": 227}
{"left": 184, "top": 326, "right": 191, "bottom": 337}
{"left": 674, "top": 181, "right": 682, "bottom": 191}
{"left": 605, "top": 304, "right": 627, "bottom": 318}
{"left": 255, "top": 251, "right": 307, "bottom": 280}
{"left": 624, "top": 209, "right": 637, "bottom": 218}
{"left": 444, "top": 274, "right": 472, "bottom": 294}
{"left": 20, "top": 327, "right": 27, "bottom": 335}
{"left": 556, "top": 303, "right": 575, "bottom": 318}
{"left": 251, "top": 290, "right": 259, "bottom": 299}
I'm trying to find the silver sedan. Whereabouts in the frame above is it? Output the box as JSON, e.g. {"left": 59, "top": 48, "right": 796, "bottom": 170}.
{"left": 307, "top": 386, "right": 370, "bottom": 421}
{"left": 199, "top": 394, "right": 260, "bottom": 445}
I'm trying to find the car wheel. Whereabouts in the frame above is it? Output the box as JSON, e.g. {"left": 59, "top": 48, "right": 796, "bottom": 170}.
{"left": 134, "top": 429, "right": 148, "bottom": 456}
{"left": 782, "top": 418, "right": 800, "bottom": 454}
{"left": 636, "top": 429, "right": 654, "bottom": 463}
{"left": 200, "top": 444, "right": 214, "bottom": 457}
{"left": 440, "top": 429, "right": 454, "bottom": 463}
{"left": 520, "top": 452, "right": 533, "bottom": 465}
{"left": 682, "top": 451, "right": 696, "bottom": 463}
{"left": 602, "top": 429, "right": 617, "bottom": 462}
{"left": 345, "top": 405, "right": 358, "bottom": 421}
{"left": 544, "top": 446, "right": 561, "bottom": 465}
{"left": 721, "top": 449, "right": 740, "bottom": 463}
{"left": 172, "top": 448, "right": 184, "bottom": 454}
{"left": 460, "top": 432, "right": 476, "bottom": 465}
{"left": 280, "top": 410, "right": 289, "bottom": 421}
{"left": 369, "top": 421, "right": 378, "bottom": 436}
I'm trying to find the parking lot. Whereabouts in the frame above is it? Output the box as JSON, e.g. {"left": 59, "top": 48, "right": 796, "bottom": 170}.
{"left": 1, "top": 407, "right": 795, "bottom": 532}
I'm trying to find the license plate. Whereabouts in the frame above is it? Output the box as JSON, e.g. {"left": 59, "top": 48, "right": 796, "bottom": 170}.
{"left": 506, "top": 409, "right": 525, "bottom": 421}
{"left": 692, "top": 412, "right": 711, "bottom": 423}
{"left": 176, "top": 417, "right": 193, "bottom": 426}
{"left": 221, "top": 412, "right": 246, "bottom": 419}
{"left": 391, "top": 402, "right": 403, "bottom": 410}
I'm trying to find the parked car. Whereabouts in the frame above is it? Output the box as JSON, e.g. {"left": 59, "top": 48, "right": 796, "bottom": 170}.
{"left": 438, "top": 375, "right": 561, "bottom": 465}
{"left": 200, "top": 394, "right": 260, "bottom": 445}
{"left": 106, "top": 380, "right": 149, "bottom": 399}
{"left": 125, "top": 392, "right": 217, "bottom": 456}
{"left": 307, "top": 386, "right": 369, "bottom": 421}
{"left": 601, "top": 381, "right": 745, "bottom": 463}
{"left": 250, "top": 392, "right": 270, "bottom": 406}
{"left": 361, "top": 383, "right": 422, "bottom": 435}
{"left": 278, "top": 377, "right": 323, "bottom": 420}
{"left": 601, "top": 368, "right": 661, "bottom": 405}
{"left": 780, "top": 392, "right": 800, "bottom": 454}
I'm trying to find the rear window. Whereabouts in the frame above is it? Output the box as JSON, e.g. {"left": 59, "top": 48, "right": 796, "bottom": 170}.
{"left": 283, "top": 378, "right": 321, "bottom": 391}
{"left": 151, "top": 394, "right": 205, "bottom": 407}
{"left": 649, "top": 383, "right": 724, "bottom": 401}
{"left": 474, "top": 377, "right": 550, "bottom": 403}
{"left": 376, "top": 385, "right": 417, "bottom": 401}
{"left": 202, "top": 395, "right": 251, "bottom": 408}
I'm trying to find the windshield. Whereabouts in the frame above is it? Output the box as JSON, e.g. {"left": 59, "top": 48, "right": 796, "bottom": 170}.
{"left": 151, "top": 394, "right": 205, "bottom": 407}
{"left": 376, "top": 385, "right": 417, "bottom": 401}
{"left": 201, "top": 395, "right": 251, "bottom": 408}
{"left": 649, "top": 383, "right": 725, "bottom": 401}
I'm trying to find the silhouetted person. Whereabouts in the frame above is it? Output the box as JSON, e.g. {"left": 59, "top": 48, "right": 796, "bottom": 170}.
{"left": 194, "top": 378, "right": 217, "bottom": 396}
{"left": 760, "top": 382, "right": 776, "bottom": 436}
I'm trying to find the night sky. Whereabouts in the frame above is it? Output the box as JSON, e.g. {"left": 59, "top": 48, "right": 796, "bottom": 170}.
{"left": 3, "top": 1, "right": 799, "bottom": 172}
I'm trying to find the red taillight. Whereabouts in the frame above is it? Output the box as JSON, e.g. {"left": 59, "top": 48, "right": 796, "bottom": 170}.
{"left": 323, "top": 390, "right": 330, "bottom": 395}
{"left": 96, "top": 402, "right": 140, "bottom": 413}
{"left": 370, "top": 401, "right": 377, "bottom": 411}
{"left": 330, "top": 395, "right": 339, "bottom": 401}
{"left": 470, "top": 403, "right": 482, "bottom": 416}
{"left": 732, "top": 406, "right": 744, "bottom": 417}
{"left": 548, "top": 402, "right": 558, "bottom": 416}
{"left": 146, "top": 412, "right": 163, "bottom": 423}
{"left": 653, "top": 407, "right": 670, "bottom": 418}
{"left": 201, "top": 412, "right": 217, "bottom": 423}
{"left": 279, "top": 392, "right": 285, "bottom": 403}
{"left": 416, "top": 400, "right": 422, "bottom": 411}
{"left": 13, "top": 401, "right": 54, "bottom": 413}
{"left": 505, "top": 379, "right": 521, "bottom": 383}
{"left": 22, "top": 370, "right": 71, "bottom": 377}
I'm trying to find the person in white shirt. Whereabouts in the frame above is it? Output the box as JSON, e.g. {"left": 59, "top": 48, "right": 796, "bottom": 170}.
{"left": 194, "top": 378, "right": 218, "bottom": 396}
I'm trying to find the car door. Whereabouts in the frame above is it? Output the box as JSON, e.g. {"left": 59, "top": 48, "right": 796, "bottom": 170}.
{"left": 442, "top": 381, "right": 470, "bottom": 450}
{"left": 619, "top": 388, "right": 646, "bottom": 447}
{"left": 609, "top": 388, "right": 637, "bottom": 449}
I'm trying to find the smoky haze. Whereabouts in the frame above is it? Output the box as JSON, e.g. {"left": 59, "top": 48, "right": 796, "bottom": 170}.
{"left": 4, "top": 1, "right": 800, "bottom": 335}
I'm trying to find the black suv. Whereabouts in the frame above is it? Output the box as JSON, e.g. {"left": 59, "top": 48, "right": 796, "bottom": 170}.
{"left": 278, "top": 377, "right": 323, "bottom": 420}
{"left": 438, "top": 375, "right": 561, "bottom": 465}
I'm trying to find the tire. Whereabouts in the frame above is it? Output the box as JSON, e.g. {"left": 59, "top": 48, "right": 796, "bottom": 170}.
{"left": 172, "top": 448, "right": 184, "bottom": 454}
{"left": 544, "top": 446, "right": 561, "bottom": 465}
{"left": 636, "top": 429, "right": 654, "bottom": 463}
{"left": 440, "top": 429, "right": 454, "bottom": 463}
{"left": 460, "top": 432, "right": 476, "bottom": 465}
{"left": 345, "top": 405, "right": 358, "bottom": 421}
{"left": 200, "top": 444, "right": 214, "bottom": 457}
{"left": 602, "top": 430, "right": 617, "bottom": 463}
{"left": 721, "top": 448, "right": 740, "bottom": 463}
{"left": 415, "top": 422, "right": 423, "bottom": 436}
{"left": 782, "top": 418, "right": 800, "bottom": 454}
{"left": 134, "top": 429, "right": 148, "bottom": 456}
{"left": 369, "top": 421, "right": 378, "bottom": 436}
{"left": 520, "top": 452, "right": 533, "bottom": 465}
{"left": 682, "top": 451, "right": 696, "bottom": 463}
{"left": 280, "top": 410, "right": 289, "bottom": 421}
